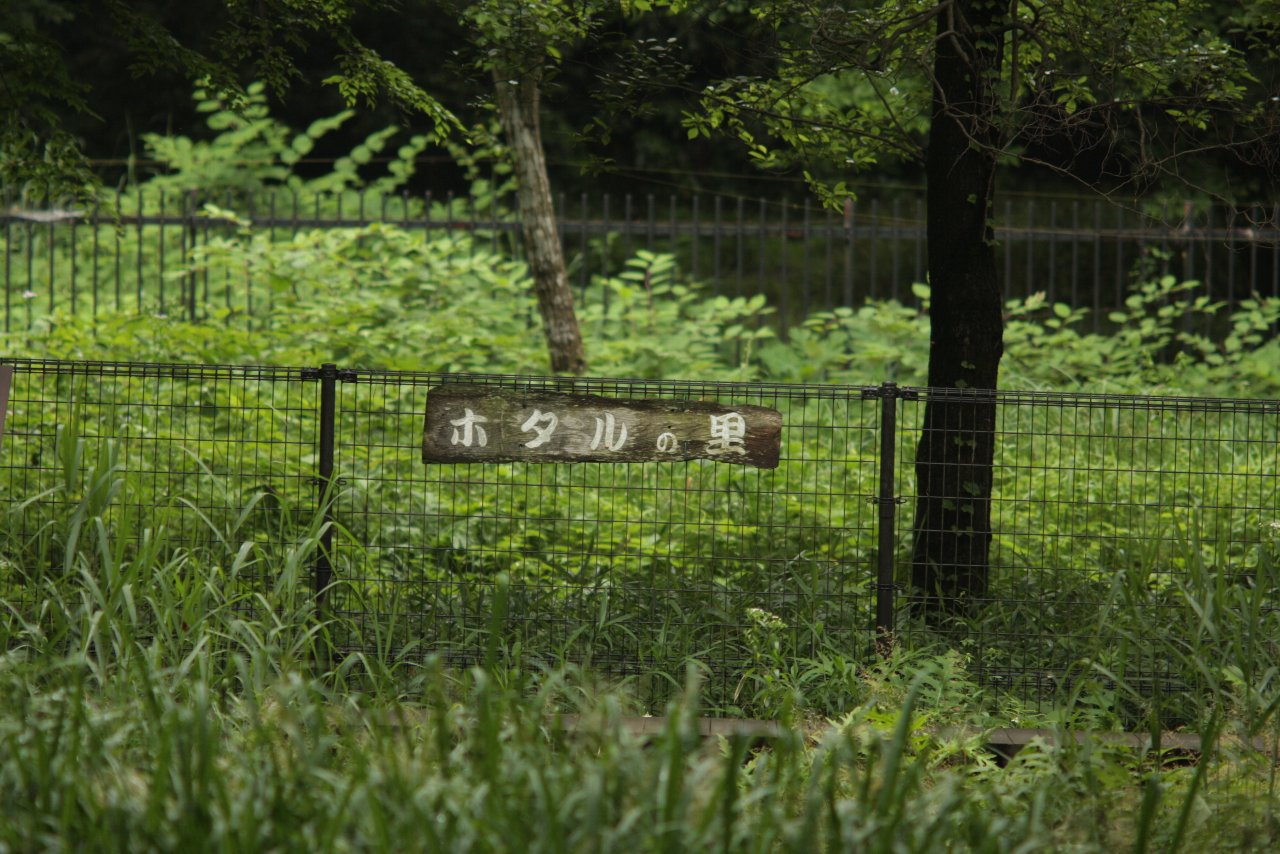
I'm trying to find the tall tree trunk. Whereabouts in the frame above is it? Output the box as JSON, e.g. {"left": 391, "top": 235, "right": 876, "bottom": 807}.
{"left": 493, "top": 72, "right": 587, "bottom": 375}
{"left": 910, "top": 0, "right": 1006, "bottom": 620}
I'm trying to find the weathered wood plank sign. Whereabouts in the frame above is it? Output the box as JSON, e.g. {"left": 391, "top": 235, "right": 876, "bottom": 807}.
{"left": 423, "top": 384, "right": 781, "bottom": 468}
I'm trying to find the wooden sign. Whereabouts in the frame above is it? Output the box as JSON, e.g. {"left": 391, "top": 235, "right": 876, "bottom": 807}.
{"left": 423, "top": 384, "right": 781, "bottom": 468}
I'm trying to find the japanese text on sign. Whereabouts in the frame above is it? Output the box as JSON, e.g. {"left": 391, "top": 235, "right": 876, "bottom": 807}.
{"left": 422, "top": 385, "right": 781, "bottom": 468}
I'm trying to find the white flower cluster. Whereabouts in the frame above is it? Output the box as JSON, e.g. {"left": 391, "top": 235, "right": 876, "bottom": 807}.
{"left": 745, "top": 607, "right": 786, "bottom": 631}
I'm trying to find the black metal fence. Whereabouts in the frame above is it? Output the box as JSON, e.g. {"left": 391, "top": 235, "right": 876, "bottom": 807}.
{"left": 4, "top": 188, "right": 1278, "bottom": 331}
{"left": 2, "top": 357, "right": 1278, "bottom": 712}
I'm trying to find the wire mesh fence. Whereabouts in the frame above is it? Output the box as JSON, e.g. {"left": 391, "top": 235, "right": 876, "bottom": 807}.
{"left": 893, "top": 389, "right": 1280, "bottom": 707}
{"left": 3, "top": 187, "right": 1278, "bottom": 332}
{"left": 326, "top": 371, "right": 880, "bottom": 704}
{"left": 0, "top": 360, "right": 319, "bottom": 624}
{"left": 2, "top": 357, "right": 1278, "bottom": 712}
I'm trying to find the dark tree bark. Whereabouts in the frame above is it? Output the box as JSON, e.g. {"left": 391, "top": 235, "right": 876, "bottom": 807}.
{"left": 493, "top": 73, "right": 587, "bottom": 375}
{"left": 910, "top": 0, "right": 1007, "bottom": 620}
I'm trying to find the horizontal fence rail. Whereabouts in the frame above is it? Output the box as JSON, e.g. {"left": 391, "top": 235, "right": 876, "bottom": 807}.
{"left": 1, "top": 357, "right": 1278, "bottom": 711}
{"left": 3, "top": 189, "right": 1278, "bottom": 333}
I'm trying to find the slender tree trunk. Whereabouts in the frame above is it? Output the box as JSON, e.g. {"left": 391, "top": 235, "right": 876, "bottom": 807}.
{"left": 910, "top": 0, "right": 1006, "bottom": 620}
{"left": 493, "top": 72, "right": 587, "bottom": 375}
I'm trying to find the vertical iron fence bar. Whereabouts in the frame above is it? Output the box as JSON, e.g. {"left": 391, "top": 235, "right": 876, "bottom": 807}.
{"left": 1070, "top": 200, "right": 1080, "bottom": 308}
{"left": 602, "top": 192, "right": 611, "bottom": 272}
{"left": 69, "top": 211, "right": 78, "bottom": 316}
{"left": 1223, "top": 204, "right": 1233, "bottom": 322}
{"left": 1113, "top": 206, "right": 1124, "bottom": 322}
{"left": 465, "top": 190, "right": 476, "bottom": 261}
{"left": 579, "top": 193, "right": 589, "bottom": 294}
{"left": 779, "top": 199, "right": 789, "bottom": 325}
{"left": 185, "top": 191, "right": 197, "bottom": 322}
{"left": 1227, "top": 206, "right": 1238, "bottom": 306}
{"left": 1248, "top": 206, "right": 1259, "bottom": 298}
{"left": 1159, "top": 202, "right": 1171, "bottom": 278}
{"left": 1203, "top": 206, "right": 1215, "bottom": 338}
{"left": 114, "top": 188, "right": 123, "bottom": 312}
{"left": 1002, "top": 200, "right": 1012, "bottom": 302}
{"left": 489, "top": 187, "right": 499, "bottom": 256}
{"left": 268, "top": 192, "right": 278, "bottom": 314}
{"left": 46, "top": 193, "right": 55, "bottom": 315}
{"left": 1091, "top": 203, "right": 1102, "bottom": 330}
{"left": 602, "top": 194, "right": 611, "bottom": 312}
{"left": 714, "top": 195, "right": 723, "bottom": 296}
{"left": 646, "top": 194, "right": 656, "bottom": 258}
{"left": 427, "top": 188, "right": 437, "bottom": 243}
{"left": 314, "top": 362, "right": 338, "bottom": 604}
{"left": 202, "top": 192, "right": 212, "bottom": 314}
{"left": 158, "top": 191, "right": 167, "bottom": 314}
{"left": 691, "top": 195, "right": 700, "bottom": 280}
{"left": 736, "top": 197, "right": 744, "bottom": 297}
{"left": 801, "top": 197, "right": 811, "bottom": 314}
{"left": 1025, "top": 199, "right": 1035, "bottom": 301}
{"left": 890, "top": 198, "right": 901, "bottom": 302}
{"left": 869, "top": 198, "right": 879, "bottom": 299}
{"left": 3, "top": 207, "right": 9, "bottom": 332}
{"left": 1204, "top": 204, "right": 1215, "bottom": 296}
{"left": 844, "top": 197, "right": 855, "bottom": 307}
{"left": 623, "top": 194, "right": 633, "bottom": 268}
{"left": 1047, "top": 200, "right": 1057, "bottom": 303}
{"left": 136, "top": 187, "right": 145, "bottom": 311}
{"left": 1183, "top": 202, "right": 1196, "bottom": 284}
{"left": 24, "top": 220, "right": 32, "bottom": 328}
{"left": 669, "top": 195, "right": 678, "bottom": 274}
{"left": 445, "top": 191, "right": 455, "bottom": 269}
{"left": 824, "top": 202, "right": 834, "bottom": 309}
{"left": 1200, "top": 205, "right": 1214, "bottom": 337}
{"left": 179, "top": 193, "right": 189, "bottom": 320}
{"left": 246, "top": 193, "right": 257, "bottom": 321}
{"left": 759, "top": 198, "right": 768, "bottom": 307}
{"left": 874, "top": 382, "right": 899, "bottom": 648}
{"left": 1273, "top": 203, "right": 1279, "bottom": 334}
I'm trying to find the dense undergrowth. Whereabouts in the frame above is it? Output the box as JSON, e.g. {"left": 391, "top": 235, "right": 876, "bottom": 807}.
{"left": 4, "top": 104, "right": 1280, "bottom": 847}
{"left": 9, "top": 217, "right": 1279, "bottom": 398}
{"left": 4, "top": 238, "right": 1280, "bottom": 847}
{"left": 2, "top": 492, "right": 1278, "bottom": 851}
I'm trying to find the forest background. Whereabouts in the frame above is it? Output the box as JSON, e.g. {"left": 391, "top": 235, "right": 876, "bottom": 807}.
{"left": 5, "top": 2, "right": 1280, "bottom": 850}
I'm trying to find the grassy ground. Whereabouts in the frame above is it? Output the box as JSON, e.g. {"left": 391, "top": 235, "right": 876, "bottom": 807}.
{"left": 2, "top": 524, "right": 1278, "bottom": 850}
{"left": 4, "top": 223, "right": 1280, "bottom": 849}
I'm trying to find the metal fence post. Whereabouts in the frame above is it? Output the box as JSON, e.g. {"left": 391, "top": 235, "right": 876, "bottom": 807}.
{"left": 874, "top": 381, "right": 900, "bottom": 652}
{"left": 314, "top": 362, "right": 339, "bottom": 604}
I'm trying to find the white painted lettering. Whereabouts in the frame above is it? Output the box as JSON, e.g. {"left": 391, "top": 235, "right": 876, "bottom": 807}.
{"left": 707, "top": 412, "right": 746, "bottom": 455}
{"left": 449, "top": 408, "right": 489, "bottom": 447}
{"left": 589, "top": 412, "right": 628, "bottom": 452}
{"left": 520, "top": 408, "right": 559, "bottom": 448}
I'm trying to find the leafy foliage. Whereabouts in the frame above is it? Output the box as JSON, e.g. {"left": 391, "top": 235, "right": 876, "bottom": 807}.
{"left": 678, "top": 0, "right": 1278, "bottom": 203}
{"left": 142, "top": 81, "right": 430, "bottom": 200}
{"left": 4, "top": 1, "right": 465, "bottom": 198}
{"left": 5, "top": 186, "right": 1280, "bottom": 848}
{"left": 0, "top": 1, "right": 98, "bottom": 196}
